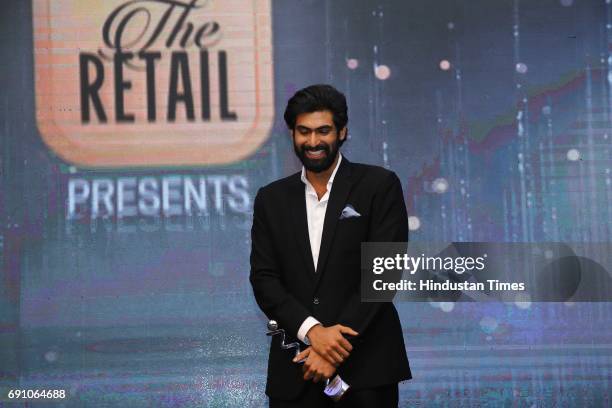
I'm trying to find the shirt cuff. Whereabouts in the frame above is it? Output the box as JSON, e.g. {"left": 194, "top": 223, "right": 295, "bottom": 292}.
{"left": 297, "top": 316, "right": 321, "bottom": 345}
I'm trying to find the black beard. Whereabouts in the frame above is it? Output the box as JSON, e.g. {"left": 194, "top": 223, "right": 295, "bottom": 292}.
{"left": 294, "top": 140, "right": 339, "bottom": 173}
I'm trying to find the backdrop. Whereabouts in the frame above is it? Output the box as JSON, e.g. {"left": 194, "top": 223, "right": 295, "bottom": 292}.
{"left": 1, "top": 0, "right": 611, "bottom": 406}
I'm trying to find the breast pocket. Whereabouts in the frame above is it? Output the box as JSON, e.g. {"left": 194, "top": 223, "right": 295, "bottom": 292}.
{"left": 335, "top": 214, "right": 369, "bottom": 253}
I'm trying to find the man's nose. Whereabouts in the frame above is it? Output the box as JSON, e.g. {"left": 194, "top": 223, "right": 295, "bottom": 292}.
{"left": 303, "top": 132, "right": 317, "bottom": 147}
{"left": 310, "top": 132, "right": 319, "bottom": 145}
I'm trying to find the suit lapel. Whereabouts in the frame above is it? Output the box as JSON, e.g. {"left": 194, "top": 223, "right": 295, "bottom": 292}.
{"left": 289, "top": 177, "right": 316, "bottom": 279}
{"left": 314, "top": 158, "right": 353, "bottom": 288}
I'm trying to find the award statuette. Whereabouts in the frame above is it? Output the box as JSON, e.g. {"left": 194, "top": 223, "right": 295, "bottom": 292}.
{"left": 266, "top": 320, "right": 350, "bottom": 401}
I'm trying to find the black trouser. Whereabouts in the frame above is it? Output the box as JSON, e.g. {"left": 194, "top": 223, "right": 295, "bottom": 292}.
{"left": 269, "top": 382, "right": 399, "bottom": 408}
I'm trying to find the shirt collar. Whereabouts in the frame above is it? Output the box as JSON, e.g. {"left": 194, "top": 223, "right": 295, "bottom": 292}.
{"left": 300, "top": 153, "right": 343, "bottom": 189}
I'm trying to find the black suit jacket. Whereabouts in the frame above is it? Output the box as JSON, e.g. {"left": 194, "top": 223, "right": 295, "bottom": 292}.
{"left": 250, "top": 156, "right": 412, "bottom": 400}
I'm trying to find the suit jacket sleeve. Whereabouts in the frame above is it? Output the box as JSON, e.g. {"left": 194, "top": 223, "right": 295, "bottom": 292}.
{"left": 249, "top": 188, "right": 311, "bottom": 339}
{"left": 336, "top": 171, "right": 408, "bottom": 344}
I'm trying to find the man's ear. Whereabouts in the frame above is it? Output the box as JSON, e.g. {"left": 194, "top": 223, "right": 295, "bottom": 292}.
{"left": 340, "top": 127, "right": 347, "bottom": 141}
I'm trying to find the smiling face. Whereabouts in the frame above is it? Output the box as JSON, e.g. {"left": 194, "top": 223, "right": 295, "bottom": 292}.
{"left": 292, "top": 110, "right": 347, "bottom": 173}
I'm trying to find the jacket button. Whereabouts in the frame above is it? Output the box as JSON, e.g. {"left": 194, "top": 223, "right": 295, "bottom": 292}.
{"left": 313, "top": 298, "right": 320, "bottom": 305}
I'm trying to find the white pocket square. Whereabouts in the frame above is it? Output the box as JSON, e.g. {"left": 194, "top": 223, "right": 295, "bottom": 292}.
{"left": 339, "top": 204, "right": 361, "bottom": 219}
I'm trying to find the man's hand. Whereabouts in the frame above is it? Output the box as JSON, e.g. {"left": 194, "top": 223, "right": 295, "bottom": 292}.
{"left": 306, "top": 324, "right": 358, "bottom": 365}
{"left": 294, "top": 347, "right": 337, "bottom": 383}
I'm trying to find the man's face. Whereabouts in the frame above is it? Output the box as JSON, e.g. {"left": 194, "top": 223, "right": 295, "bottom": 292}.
{"left": 292, "top": 110, "right": 346, "bottom": 173}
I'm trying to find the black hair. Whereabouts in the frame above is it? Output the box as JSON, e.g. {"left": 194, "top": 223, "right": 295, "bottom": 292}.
{"left": 283, "top": 84, "right": 348, "bottom": 144}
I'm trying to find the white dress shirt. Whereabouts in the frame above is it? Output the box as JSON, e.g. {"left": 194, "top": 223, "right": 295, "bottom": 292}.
{"left": 296, "top": 153, "right": 343, "bottom": 344}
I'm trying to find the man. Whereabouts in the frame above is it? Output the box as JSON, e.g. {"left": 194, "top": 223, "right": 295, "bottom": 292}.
{"left": 250, "top": 84, "right": 411, "bottom": 407}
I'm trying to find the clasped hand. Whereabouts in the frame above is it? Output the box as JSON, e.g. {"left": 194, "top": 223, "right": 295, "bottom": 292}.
{"left": 293, "top": 324, "right": 358, "bottom": 382}
{"left": 293, "top": 347, "right": 335, "bottom": 383}
{"left": 307, "top": 324, "right": 358, "bottom": 365}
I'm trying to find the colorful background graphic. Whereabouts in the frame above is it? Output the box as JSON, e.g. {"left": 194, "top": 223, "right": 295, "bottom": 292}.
{"left": 1, "top": 0, "right": 611, "bottom": 406}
